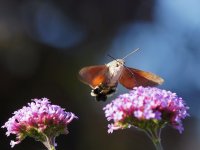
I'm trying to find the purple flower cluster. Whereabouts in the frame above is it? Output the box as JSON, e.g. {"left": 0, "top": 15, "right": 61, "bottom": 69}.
{"left": 2, "top": 98, "right": 78, "bottom": 148}
{"left": 103, "top": 86, "right": 189, "bottom": 134}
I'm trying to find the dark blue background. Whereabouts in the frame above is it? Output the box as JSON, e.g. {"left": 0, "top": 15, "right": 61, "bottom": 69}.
{"left": 0, "top": 1, "right": 199, "bottom": 150}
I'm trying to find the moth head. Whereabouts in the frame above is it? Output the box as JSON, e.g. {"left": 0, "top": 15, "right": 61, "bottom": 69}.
{"left": 107, "top": 59, "right": 125, "bottom": 68}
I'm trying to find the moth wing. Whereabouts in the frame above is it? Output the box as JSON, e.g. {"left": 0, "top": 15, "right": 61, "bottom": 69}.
{"left": 79, "top": 65, "right": 108, "bottom": 88}
{"left": 119, "top": 67, "right": 164, "bottom": 89}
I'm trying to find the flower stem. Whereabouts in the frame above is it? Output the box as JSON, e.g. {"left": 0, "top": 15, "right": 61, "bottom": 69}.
{"left": 42, "top": 136, "right": 56, "bottom": 150}
{"left": 144, "top": 128, "right": 163, "bottom": 150}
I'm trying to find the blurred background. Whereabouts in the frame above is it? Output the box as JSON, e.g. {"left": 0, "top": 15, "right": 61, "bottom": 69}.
{"left": 0, "top": 0, "right": 200, "bottom": 150}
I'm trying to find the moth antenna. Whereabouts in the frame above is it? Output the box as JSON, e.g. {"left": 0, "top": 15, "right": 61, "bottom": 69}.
{"left": 107, "top": 54, "right": 124, "bottom": 65}
{"left": 107, "top": 54, "right": 116, "bottom": 61}
{"left": 122, "top": 48, "right": 140, "bottom": 60}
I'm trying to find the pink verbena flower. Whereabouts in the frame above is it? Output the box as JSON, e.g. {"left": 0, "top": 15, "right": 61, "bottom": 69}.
{"left": 103, "top": 86, "right": 189, "bottom": 134}
{"left": 2, "top": 98, "right": 78, "bottom": 149}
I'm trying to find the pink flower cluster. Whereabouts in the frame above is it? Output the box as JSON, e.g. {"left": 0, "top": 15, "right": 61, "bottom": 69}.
{"left": 2, "top": 98, "right": 78, "bottom": 148}
{"left": 103, "top": 86, "right": 189, "bottom": 134}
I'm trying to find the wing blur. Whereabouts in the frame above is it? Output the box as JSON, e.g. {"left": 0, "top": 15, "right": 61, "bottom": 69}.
{"left": 119, "top": 67, "right": 164, "bottom": 89}
{"left": 79, "top": 65, "right": 108, "bottom": 88}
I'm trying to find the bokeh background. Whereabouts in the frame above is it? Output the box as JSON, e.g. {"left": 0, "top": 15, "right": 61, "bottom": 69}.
{"left": 0, "top": 0, "right": 200, "bottom": 150}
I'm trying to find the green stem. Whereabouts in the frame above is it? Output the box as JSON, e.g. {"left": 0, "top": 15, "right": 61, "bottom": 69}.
{"left": 144, "top": 128, "right": 163, "bottom": 150}
{"left": 42, "top": 136, "right": 56, "bottom": 150}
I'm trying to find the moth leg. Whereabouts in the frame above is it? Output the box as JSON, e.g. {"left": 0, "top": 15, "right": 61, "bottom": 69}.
{"left": 95, "top": 94, "right": 107, "bottom": 101}
{"left": 107, "top": 89, "right": 116, "bottom": 95}
{"left": 123, "top": 66, "right": 138, "bottom": 84}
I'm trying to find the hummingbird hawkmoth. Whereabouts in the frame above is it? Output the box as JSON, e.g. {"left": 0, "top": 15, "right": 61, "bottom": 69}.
{"left": 79, "top": 48, "right": 164, "bottom": 101}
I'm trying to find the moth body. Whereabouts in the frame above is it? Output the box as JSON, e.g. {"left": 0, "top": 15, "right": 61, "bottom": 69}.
{"left": 105, "top": 59, "right": 124, "bottom": 87}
